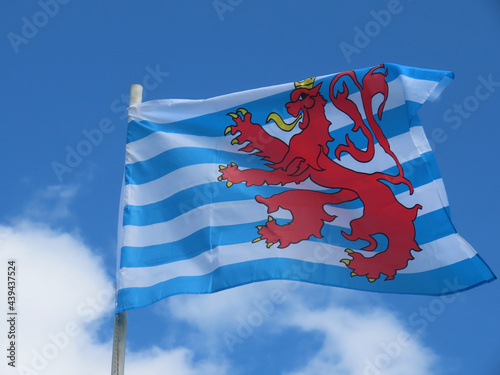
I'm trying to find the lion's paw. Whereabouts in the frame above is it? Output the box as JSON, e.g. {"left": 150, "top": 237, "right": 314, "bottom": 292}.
{"left": 218, "top": 162, "right": 240, "bottom": 187}
{"left": 340, "top": 249, "right": 384, "bottom": 282}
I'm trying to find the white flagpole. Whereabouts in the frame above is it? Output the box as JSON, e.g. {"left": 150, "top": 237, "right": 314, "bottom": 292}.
{"left": 111, "top": 83, "right": 143, "bottom": 375}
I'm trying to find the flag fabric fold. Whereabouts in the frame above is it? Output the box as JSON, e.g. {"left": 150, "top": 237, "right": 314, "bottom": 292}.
{"left": 116, "top": 63, "right": 495, "bottom": 313}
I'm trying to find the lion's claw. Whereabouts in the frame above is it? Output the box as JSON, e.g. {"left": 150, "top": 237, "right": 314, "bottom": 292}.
{"left": 218, "top": 163, "right": 241, "bottom": 187}
{"left": 227, "top": 108, "right": 248, "bottom": 120}
{"left": 342, "top": 249, "right": 383, "bottom": 282}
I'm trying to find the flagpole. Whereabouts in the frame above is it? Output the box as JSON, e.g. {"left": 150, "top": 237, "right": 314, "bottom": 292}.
{"left": 111, "top": 83, "right": 143, "bottom": 375}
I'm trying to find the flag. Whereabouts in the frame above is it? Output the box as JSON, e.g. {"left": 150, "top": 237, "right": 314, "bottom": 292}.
{"left": 116, "top": 63, "right": 495, "bottom": 313}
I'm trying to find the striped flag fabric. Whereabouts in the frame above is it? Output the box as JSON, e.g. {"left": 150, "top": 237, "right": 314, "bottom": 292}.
{"left": 116, "top": 63, "right": 495, "bottom": 313}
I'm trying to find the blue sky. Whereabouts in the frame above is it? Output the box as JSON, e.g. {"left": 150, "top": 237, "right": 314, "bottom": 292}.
{"left": 1, "top": 1, "right": 499, "bottom": 374}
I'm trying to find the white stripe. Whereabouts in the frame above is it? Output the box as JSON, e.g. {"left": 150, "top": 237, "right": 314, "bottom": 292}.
{"left": 125, "top": 121, "right": 432, "bottom": 176}
{"left": 433, "top": 178, "right": 449, "bottom": 209}
{"left": 128, "top": 73, "right": 439, "bottom": 127}
{"left": 125, "top": 76, "right": 438, "bottom": 165}
{"left": 124, "top": 128, "right": 434, "bottom": 208}
{"left": 122, "top": 180, "right": 446, "bottom": 248}
{"left": 126, "top": 133, "right": 229, "bottom": 165}
{"left": 123, "top": 200, "right": 273, "bottom": 247}
{"left": 118, "top": 241, "right": 347, "bottom": 289}
{"left": 124, "top": 163, "right": 330, "bottom": 207}
{"left": 400, "top": 75, "right": 440, "bottom": 104}
{"left": 324, "top": 179, "right": 446, "bottom": 223}
{"left": 125, "top": 164, "right": 217, "bottom": 207}
{"left": 333, "top": 130, "right": 431, "bottom": 175}
{"left": 128, "top": 81, "right": 295, "bottom": 124}
{"left": 118, "top": 233, "right": 475, "bottom": 290}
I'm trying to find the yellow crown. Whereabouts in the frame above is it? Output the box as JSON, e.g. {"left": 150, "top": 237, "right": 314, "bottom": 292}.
{"left": 294, "top": 77, "right": 316, "bottom": 89}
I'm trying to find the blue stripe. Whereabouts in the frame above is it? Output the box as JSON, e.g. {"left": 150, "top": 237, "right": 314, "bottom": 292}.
{"left": 327, "top": 104, "right": 410, "bottom": 158}
{"left": 116, "top": 253, "right": 494, "bottom": 313}
{"left": 123, "top": 149, "right": 440, "bottom": 228}
{"left": 120, "top": 221, "right": 370, "bottom": 268}
{"left": 319, "top": 208, "right": 456, "bottom": 250}
{"left": 125, "top": 147, "right": 271, "bottom": 186}
{"left": 384, "top": 63, "right": 453, "bottom": 84}
{"left": 120, "top": 206, "right": 456, "bottom": 268}
{"left": 421, "top": 150, "right": 443, "bottom": 185}
{"left": 125, "top": 87, "right": 438, "bottom": 204}
{"left": 127, "top": 87, "right": 294, "bottom": 143}
{"left": 126, "top": 104, "right": 434, "bottom": 188}
{"left": 414, "top": 208, "right": 456, "bottom": 243}
{"left": 127, "top": 94, "right": 414, "bottom": 146}
{"left": 127, "top": 101, "right": 413, "bottom": 165}
{"left": 127, "top": 64, "right": 451, "bottom": 144}
{"left": 124, "top": 183, "right": 339, "bottom": 226}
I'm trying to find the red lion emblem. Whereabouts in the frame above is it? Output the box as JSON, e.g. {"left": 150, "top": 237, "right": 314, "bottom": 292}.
{"left": 218, "top": 64, "right": 421, "bottom": 282}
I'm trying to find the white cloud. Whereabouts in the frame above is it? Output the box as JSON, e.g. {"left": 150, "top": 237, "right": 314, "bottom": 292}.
{"left": 0, "top": 221, "right": 228, "bottom": 375}
{"left": 165, "top": 282, "right": 439, "bottom": 375}
{"left": 20, "top": 184, "right": 80, "bottom": 222}
{"left": 166, "top": 279, "right": 362, "bottom": 336}
{"left": 281, "top": 301, "right": 438, "bottom": 375}
{"left": 166, "top": 281, "right": 282, "bottom": 335}
{"left": 126, "top": 347, "right": 226, "bottom": 375}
